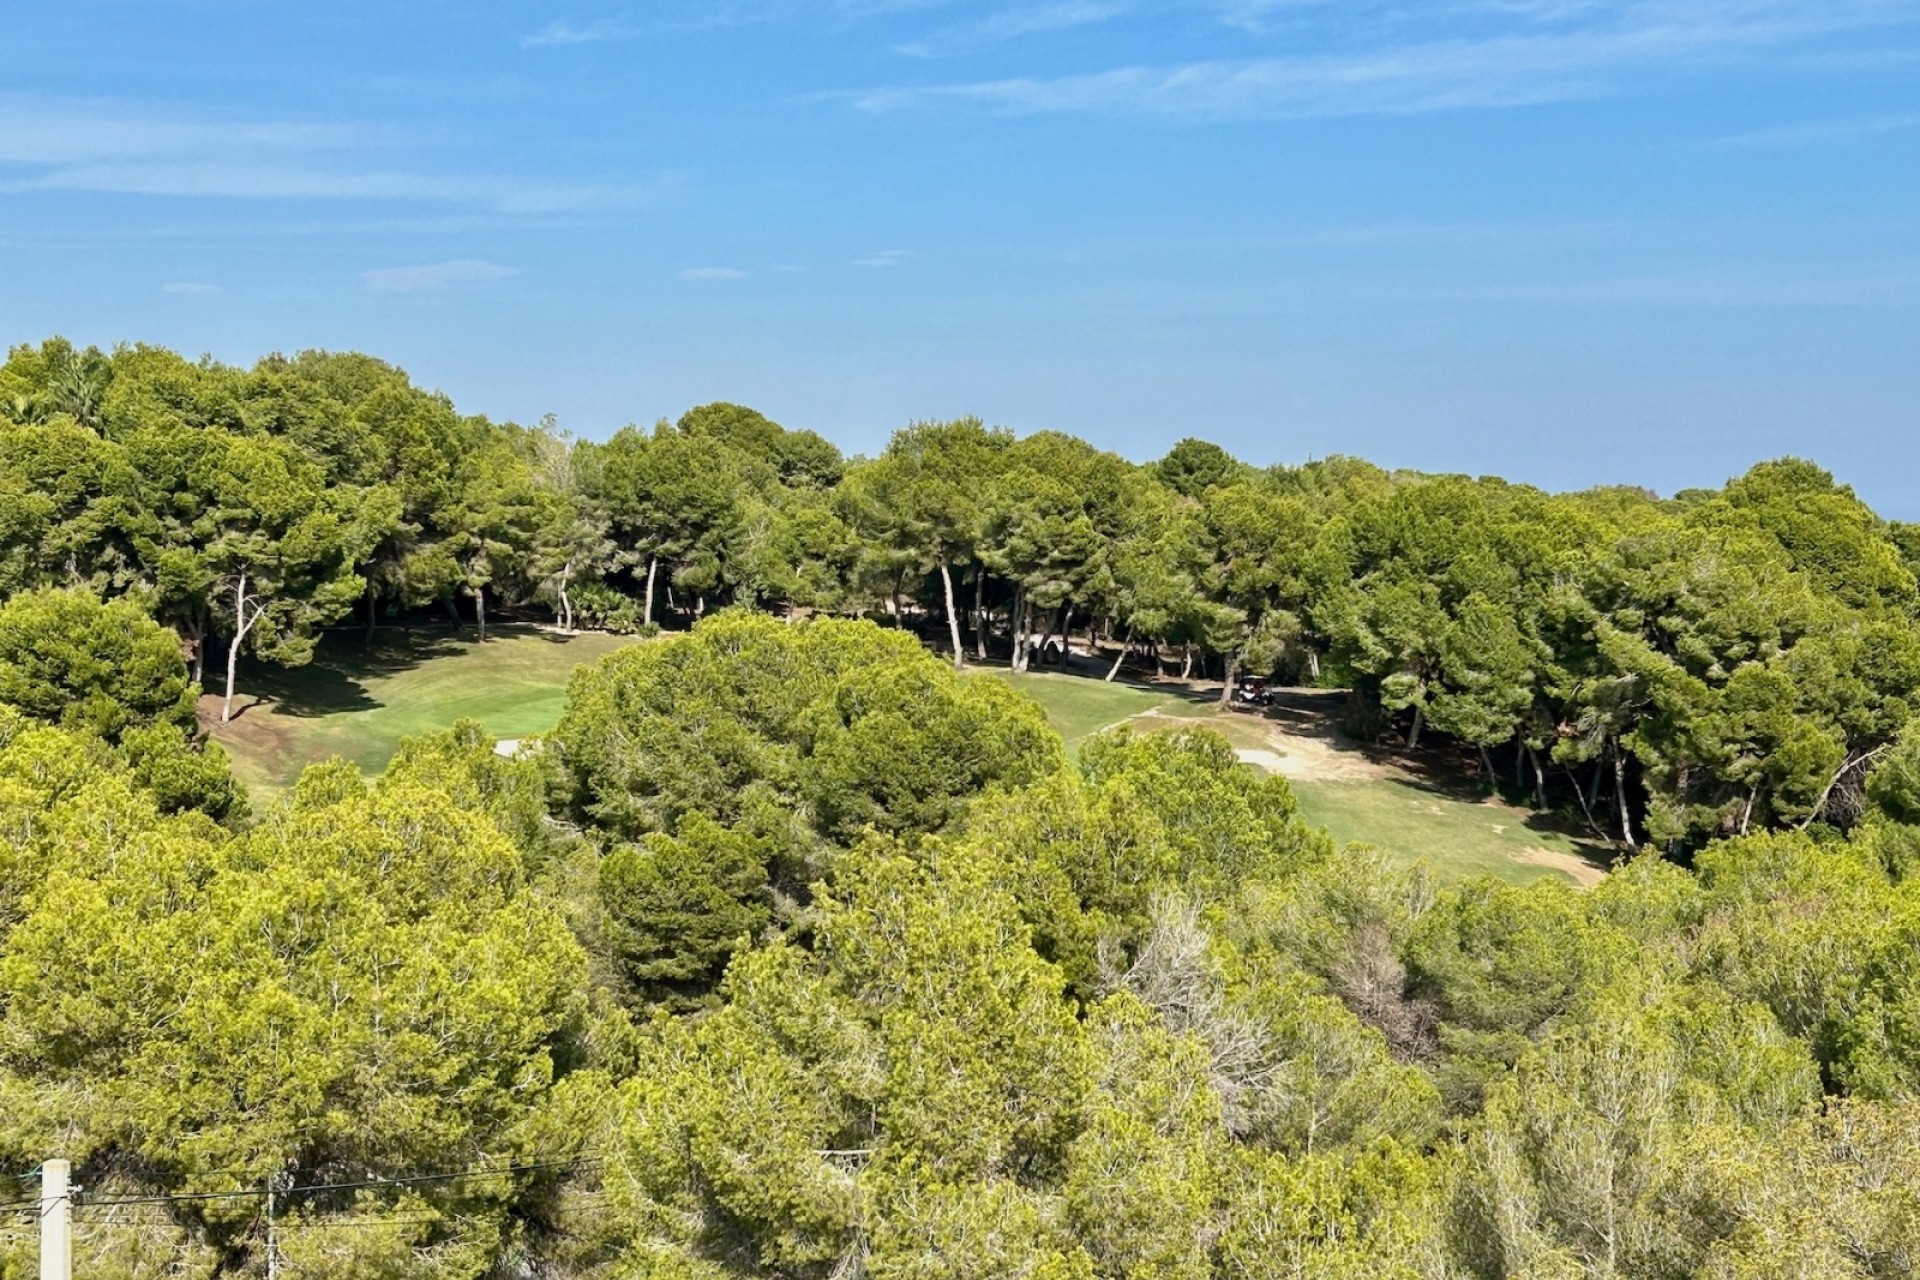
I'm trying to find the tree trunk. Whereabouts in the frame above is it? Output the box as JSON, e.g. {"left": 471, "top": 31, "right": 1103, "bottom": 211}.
{"left": 644, "top": 556, "right": 659, "bottom": 627}
{"left": 1218, "top": 654, "right": 1239, "bottom": 707}
{"left": 558, "top": 568, "right": 573, "bottom": 632}
{"left": 1105, "top": 628, "right": 1132, "bottom": 682}
{"left": 1036, "top": 606, "right": 1064, "bottom": 665}
{"left": 1406, "top": 706, "right": 1423, "bottom": 750}
{"left": 1514, "top": 740, "right": 1527, "bottom": 789}
{"left": 1479, "top": 743, "right": 1496, "bottom": 780}
{"left": 474, "top": 583, "right": 487, "bottom": 643}
{"left": 1589, "top": 759, "right": 1607, "bottom": 813}
{"left": 972, "top": 568, "right": 988, "bottom": 661}
{"left": 187, "top": 616, "right": 205, "bottom": 686}
{"left": 221, "top": 573, "right": 249, "bottom": 725}
{"left": 1011, "top": 591, "right": 1030, "bottom": 673}
{"left": 1566, "top": 763, "right": 1608, "bottom": 841}
{"left": 1613, "top": 747, "right": 1637, "bottom": 849}
{"left": 1528, "top": 746, "right": 1548, "bottom": 811}
{"left": 442, "top": 595, "right": 462, "bottom": 625}
{"left": 939, "top": 558, "right": 964, "bottom": 671}
{"left": 1182, "top": 644, "right": 1194, "bottom": 681}
{"left": 364, "top": 582, "right": 378, "bottom": 647}
{"left": 1307, "top": 650, "right": 1321, "bottom": 682}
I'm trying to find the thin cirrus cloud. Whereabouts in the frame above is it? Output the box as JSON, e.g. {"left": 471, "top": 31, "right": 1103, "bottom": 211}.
{"left": 361, "top": 259, "right": 522, "bottom": 292}
{"left": 521, "top": 15, "right": 645, "bottom": 46}
{"left": 1702, "top": 111, "right": 1920, "bottom": 148}
{"left": 680, "top": 266, "right": 750, "bottom": 279}
{"left": 853, "top": 248, "right": 913, "bottom": 267}
{"left": 0, "top": 93, "right": 670, "bottom": 214}
{"left": 897, "top": 2, "right": 1130, "bottom": 57}
{"left": 838, "top": 0, "right": 1920, "bottom": 119}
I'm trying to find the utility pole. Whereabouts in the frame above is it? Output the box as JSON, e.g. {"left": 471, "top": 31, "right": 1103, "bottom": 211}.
{"left": 265, "top": 1172, "right": 281, "bottom": 1280}
{"left": 39, "top": 1160, "right": 70, "bottom": 1280}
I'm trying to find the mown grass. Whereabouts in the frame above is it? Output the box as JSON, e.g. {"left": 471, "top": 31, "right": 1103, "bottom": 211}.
{"left": 1289, "top": 778, "right": 1608, "bottom": 887}
{"left": 210, "top": 640, "right": 1609, "bottom": 885}
{"left": 1001, "top": 668, "right": 1610, "bottom": 887}
{"left": 996, "top": 671, "right": 1187, "bottom": 748}
{"left": 206, "top": 624, "right": 638, "bottom": 797}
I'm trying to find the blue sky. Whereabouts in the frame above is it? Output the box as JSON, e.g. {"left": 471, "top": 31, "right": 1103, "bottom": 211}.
{"left": 4, "top": 1, "right": 1919, "bottom": 509}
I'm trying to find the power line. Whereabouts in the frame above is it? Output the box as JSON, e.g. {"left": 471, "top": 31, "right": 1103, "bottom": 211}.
{"left": 77, "top": 1157, "right": 601, "bottom": 1209}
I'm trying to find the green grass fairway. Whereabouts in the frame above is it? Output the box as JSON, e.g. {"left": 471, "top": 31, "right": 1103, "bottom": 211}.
{"left": 1289, "top": 779, "right": 1607, "bottom": 887}
{"left": 206, "top": 624, "right": 638, "bottom": 798}
{"left": 999, "top": 667, "right": 1611, "bottom": 887}
{"left": 997, "top": 671, "right": 1188, "bottom": 748}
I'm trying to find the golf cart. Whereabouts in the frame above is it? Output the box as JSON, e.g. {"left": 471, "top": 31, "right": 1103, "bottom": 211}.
{"left": 1233, "top": 676, "right": 1276, "bottom": 708}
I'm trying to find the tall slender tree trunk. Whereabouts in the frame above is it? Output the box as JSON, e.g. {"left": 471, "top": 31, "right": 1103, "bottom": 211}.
{"left": 1406, "top": 706, "right": 1423, "bottom": 750}
{"left": 474, "top": 583, "right": 487, "bottom": 643}
{"left": 972, "top": 569, "right": 988, "bottom": 661}
{"left": 187, "top": 616, "right": 206, "bottom": 686}
{"left": 939, "top": 558, "right": 965, "bottom": 670}
{"left": 1011, "top": 590, "right": 1030, "bottom": 673}
{"left": 1528, "top": 746, "right": 1548, "bottom": 811}
{"left": 1106, "top": 628, "right": 1132, "bottom": 682}
{"left": 1218, "top": 654, "right": 1239, "bottom": 707}
{"left": 1514, "top": 739, "right": 1527, "bottom": 789}
{"left": 1182, "top": 644, "right": 1194, "bottom": 681}
{"left": 1479, "top": 743, "right": 1496, "bottom": 779}
{"left": 1614, "top": 746, "right": 1637, "bottom": 849}
{"left": 364, "top": 582, "right": 378, "bottom": 647}
{"left": 644, "top": 556, "right": 659, "bottom": 627}
{"left": 1307, "top": 650, "right": 1320, "bottom": 682}
{"left": 558, "top": 567, "right": 574, "bottom": 632}
{"left": 221, "top": 573, "right": 250, "bottom": 725}
{"left": 1566, "top": 763, "right": 1607, "bottom": 840}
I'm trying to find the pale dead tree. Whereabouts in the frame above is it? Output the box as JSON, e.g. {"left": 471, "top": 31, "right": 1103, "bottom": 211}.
{"left": 1329, "top": 919, "right": 1439, "bottom": 1062}
{"left": 1106, "top": 896, "right": 1279, "bottom": 1136}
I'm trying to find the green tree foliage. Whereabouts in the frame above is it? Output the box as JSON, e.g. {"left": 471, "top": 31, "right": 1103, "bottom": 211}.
{"left": 0, "top": 735, "right": 590, "bottom": 1275}
{"left": 14, "top": 334, "right": 1920, "bottom": 1277}
{"left": 0, "top": 587, "right": 197, "bottom": 739}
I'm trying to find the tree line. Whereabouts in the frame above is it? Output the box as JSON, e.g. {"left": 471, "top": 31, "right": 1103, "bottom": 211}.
{"left": 8, "top": 336, "right": 1920, "bottom": 853}
{"left": 8, "top": 331, "right": 1920, "bottom": 1273}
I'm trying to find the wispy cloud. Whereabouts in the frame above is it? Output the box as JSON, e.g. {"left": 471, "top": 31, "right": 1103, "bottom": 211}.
{"left": 361, "top": 259, "right": 522, "bottom": 292}
{"left": 161, "top": 281, "right": 222, "bottom": 295}
{"left": 0, "top": 93, "right": 673, "bottom": 213}
{"left": 680, "top": 266, "right": 749, "bottom": 279}
{"left": 840, "top": 1, "right": 1920, "bottom": 119}
{"left": 1703, "top": 111, "right": 1920, "bottom": 148}
{"left": 899, "top": 2, "right": 1129, "bottom": 57}
{"left": 1406, "top": 262, "right": 1920, "bottom": 308}
{"left": 521, "top": 15, "right": 645, "bottom": 47}
{"left": 854, "top": 248, "right": 914, "bottom": 267}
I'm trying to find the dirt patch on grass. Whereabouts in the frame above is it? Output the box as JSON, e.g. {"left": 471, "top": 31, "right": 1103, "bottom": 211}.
{"left": 199, "top": 693, "right": 300, "bottom": 778}
{"left": 1513, "top": 846, "right": 1611, "bottom": 888}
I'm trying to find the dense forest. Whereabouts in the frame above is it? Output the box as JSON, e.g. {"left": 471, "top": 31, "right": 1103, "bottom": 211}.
{"left": 5, "top": 337, "right": 1920, "bottom": 1277}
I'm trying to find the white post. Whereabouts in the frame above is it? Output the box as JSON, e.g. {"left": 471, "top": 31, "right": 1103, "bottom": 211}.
{"left": 39, "top": 1160, "right": 70, "bottom": 1280}
{"left": 265, "top": 1174, "right": 280, "bottom": 1280}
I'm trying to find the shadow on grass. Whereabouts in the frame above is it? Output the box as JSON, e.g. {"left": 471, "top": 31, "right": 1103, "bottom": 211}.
{"left": 1361, "top": 743, "right": 1619, "bottom": 874}
{"left": 233, "top": 623, "right": 573, "bottom": 719}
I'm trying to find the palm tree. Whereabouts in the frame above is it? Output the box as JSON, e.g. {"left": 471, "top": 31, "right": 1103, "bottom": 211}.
{"left": 1, "top": 391, "right": 44, "bottom": 424}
